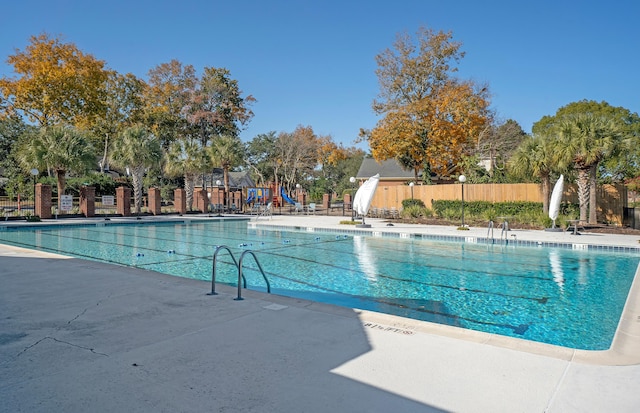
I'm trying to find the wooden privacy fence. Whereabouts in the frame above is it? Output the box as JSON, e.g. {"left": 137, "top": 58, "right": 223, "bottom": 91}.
{"left": 371, "top": 183, "right": 627, "bottom": 225}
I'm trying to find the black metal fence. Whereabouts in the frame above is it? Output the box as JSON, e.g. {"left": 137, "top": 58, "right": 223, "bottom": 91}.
{"left": 1, "top": 196, "right": 35, "bottom": 220}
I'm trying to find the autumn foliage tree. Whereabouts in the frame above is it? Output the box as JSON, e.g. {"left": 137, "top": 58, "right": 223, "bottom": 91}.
{"left": 364, "top": 27, "right": 491, "bottom": 180}
{"left": 0, "top": 33, "right": 108, "bottom": 127}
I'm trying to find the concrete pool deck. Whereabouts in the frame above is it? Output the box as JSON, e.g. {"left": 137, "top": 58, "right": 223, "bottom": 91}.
{"left": 1, "top": 215, "right": 639, "bottom": 412}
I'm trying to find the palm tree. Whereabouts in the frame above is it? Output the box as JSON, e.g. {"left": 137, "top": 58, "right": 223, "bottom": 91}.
{"left": 556, "top": 114, "right": 621, "bottom": 224}
{"left": 15, "top": 125, "right": 95, "bottom": 208}
{"left": 508, "top": 133, "right": 562, "bottom": 214}
{"left": 111, "top": 125, "right": 162, "bottom": 214}
{"left": 165, "top": 139, "right": 210, "bottom": 211}
{"left": 208, "top": 135, "right": 245, "bottom": 210}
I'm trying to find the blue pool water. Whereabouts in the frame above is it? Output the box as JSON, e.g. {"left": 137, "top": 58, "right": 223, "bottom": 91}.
{"left": 0, "top": 219, "right": 638, "bottom": 350}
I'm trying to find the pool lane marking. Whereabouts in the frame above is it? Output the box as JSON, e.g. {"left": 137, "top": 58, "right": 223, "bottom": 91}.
{"left": 245, "top": 247, "right": 551, "bottom": 304}
{"left": 6, "top": 229, "right": 552, "bottom": 305}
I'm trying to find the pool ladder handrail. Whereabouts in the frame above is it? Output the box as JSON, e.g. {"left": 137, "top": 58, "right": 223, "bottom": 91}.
{"left": 208, "top": 245, "right": 271, "bottom": 300}
{"left": 487, "top": 220, "right": 511, "bottom": 244}
{"left": 500, "top": 219, "right": 510, "bottom": 243}
{"left": 236, "top": 250, "right": 271, "bottom": 300}
{"left": 487, "top": 220, "right": 494, "bottom": 243}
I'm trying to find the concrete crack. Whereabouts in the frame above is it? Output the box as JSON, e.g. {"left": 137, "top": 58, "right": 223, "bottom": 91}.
{"left": 63, "top": 293, "right": 112, "bottom": 327}
{"left": 67, "top": 308, "right": 88, "bottom": 325}
{"left": 16, "top": 336, "right": 109, "bottom": 357}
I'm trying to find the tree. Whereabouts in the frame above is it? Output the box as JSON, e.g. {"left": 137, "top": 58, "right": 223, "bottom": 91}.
{"left": 183, "top": 67, "right": 255, "bottom": 146}
{"left": 476, "top": 119, "right": 528, "bottom": 177}
{"left": 245, "top": 132, "right": 278, "bottom": 188}
{"left": 142, "top": 59, "right": 196, "bottom": 149}
{"left": 508, "top": 133, "right": 564, "bottom": 214}
{"left": 0, "top": 116, "right": 28, "bottom": 170}
{"left": 208, "top": 135, "right": 245, "bottom": 210}
{"left": 0, "top": 33, "right": 108, "bottom": 127}
{"left": 275, "top": 125, "right": 320, "bottom": 191}
{"left": 320, "top": 146, "right": 366, "bottom": 198}
{"left": 556, "top": 114, "right": 621, "bottom": 223}
{"left": 164, "top": 139, "right": 209, "bottom": 211}
{"left": 0, "top": 116, "right": 33, "bottom": 198}
{"left": 533, "top": 100, "right": 640, "bottom": 183}
{"left": 14, "top": 126, "right": 96, "bottom": 207}
{"left": 111, "top": 125, "right": 162, "bottom": 214}
{"left": 365, "top": 27, "right": 491, "bottom": 179}
{"left": 91, "top": 71, "right": 146, "bottom": 173}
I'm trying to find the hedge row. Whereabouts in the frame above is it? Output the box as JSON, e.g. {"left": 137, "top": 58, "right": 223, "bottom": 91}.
{"left": 431, "top": 200, "right": 543, "bottom": 217}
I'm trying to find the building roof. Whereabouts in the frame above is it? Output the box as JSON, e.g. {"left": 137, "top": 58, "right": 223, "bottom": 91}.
{"left": 355, "top": 158, "right": 416, "bottom": 180}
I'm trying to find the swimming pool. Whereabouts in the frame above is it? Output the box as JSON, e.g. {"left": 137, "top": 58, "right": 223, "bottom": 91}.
{"left": 1, "top": 219, "right": 637, "bottom": 350}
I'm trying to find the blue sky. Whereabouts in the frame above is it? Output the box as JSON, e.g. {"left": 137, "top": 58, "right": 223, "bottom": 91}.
{"left": 1, "top": 0, "right": 638, "bottom": 150}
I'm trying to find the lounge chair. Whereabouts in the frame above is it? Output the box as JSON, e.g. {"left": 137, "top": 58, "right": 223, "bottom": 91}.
{"left": 307, "top": 203, "right": 316, "bottom": 215}
{"left": 255, "top": 202, "right": 272, "bottom": 220}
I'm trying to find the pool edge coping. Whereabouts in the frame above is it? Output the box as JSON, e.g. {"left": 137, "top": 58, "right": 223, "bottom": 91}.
{"left": 2, "top": 216, "right": 639, "bottom": 365}
{"left": 251, "top": 221, "right": 640, "bottom": 366}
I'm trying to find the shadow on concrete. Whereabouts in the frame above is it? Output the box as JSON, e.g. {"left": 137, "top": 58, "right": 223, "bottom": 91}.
{"left": 1, "top": 254, "right": 447, "bottom": 412}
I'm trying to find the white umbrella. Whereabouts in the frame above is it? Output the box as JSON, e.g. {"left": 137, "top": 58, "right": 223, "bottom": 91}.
{"left": 548, "top": 174, "right": 564, "bottom": 229}
{"left": 352, "top": 174, "right": 380, "bottom": 226}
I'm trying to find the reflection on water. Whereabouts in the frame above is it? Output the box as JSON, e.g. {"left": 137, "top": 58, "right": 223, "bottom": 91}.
{"left": 354, "top": 235, "right": 378, "bottom": 282}
{"left": 549, "top": 250, "right": 564, "bottom": 293}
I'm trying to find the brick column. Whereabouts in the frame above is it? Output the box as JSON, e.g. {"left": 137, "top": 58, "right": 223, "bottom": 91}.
{"left": 116, "top": 186, "right": 131, "bottom": 216}
{"left": 322, "top": 193, "right": 331, "bottom": 209}
{"left": 35, "top": 183, "right": 52, "bottom": 219}
{"left": 174, "top": 188, "right": 186, "bottom": 215}
{"left": 194, "top": 188, "right": 208, "bottom": 213}
{"left": 344, "top": 193, "right": 352, "bottom": 209}
{"left": 80, "top": 186, "right": 95, "bottom": 217}
{"left": 148, "top": 187, "right": 162, "bottom": 215}
{"left": 297, "top": 192, "right": 306, "bottom": 206}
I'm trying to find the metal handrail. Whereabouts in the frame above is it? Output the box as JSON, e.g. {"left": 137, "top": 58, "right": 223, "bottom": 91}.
{"left": 487, "top": 220, "right": 494, "bottom": 243}
{"left": 208, "top": 245, "right": 244, "bottom": 296}
{"left": 235, "top": 250, "right": 271, "bottom": 301}
{"left": 501, "top": 219, "right": 510, "bottom": 243}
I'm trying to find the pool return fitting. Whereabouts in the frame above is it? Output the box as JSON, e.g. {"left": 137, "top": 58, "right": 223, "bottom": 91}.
{"left": 208, "top": 245, "right": 271, "bottom": 300}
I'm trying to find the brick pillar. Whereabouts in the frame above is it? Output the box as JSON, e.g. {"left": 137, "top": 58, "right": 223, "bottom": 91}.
{"left": 194, "top": 188, "right": 208, "bottom": 213}
{"left": 174, "top": 188, "right": 186, "bottom": 215}
{"left": 231, "top": 190, "right": 241, "bottom": 212}
{"left": 148, "top": 187, "right": 162, "bottom": 215}
{"left": 80, "top": 186, "right": 95, "bottom": 217}
{"left": 297, "top": 192, "right": 306, "bottom": 205}
{"left": 35, "top": 183, "right": 52, "bottom": 219}
{"left": 344, "top": 193, "right": 352, "bottom": 209}
{"left": 322, "top": 193, "right": 331, "bottom": 209}
{"left": 116, "top": 186, "right": 131, "bottom": 216}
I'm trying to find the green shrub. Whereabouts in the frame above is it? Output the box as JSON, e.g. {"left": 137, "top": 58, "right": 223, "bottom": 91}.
{"left": 401, "top": 205, "right": 430, "bottom": 219}
{"left": 402, "top": 198, "right": 425, "bottom": 209}
{"left": 439, "top": 207, "right": 461, "bottom": 220}
{"left": 483, "top": 207, "right": 498, "bottom": 222}
{"left": 429, "top": 199, "right": 580, "bottom": 228}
